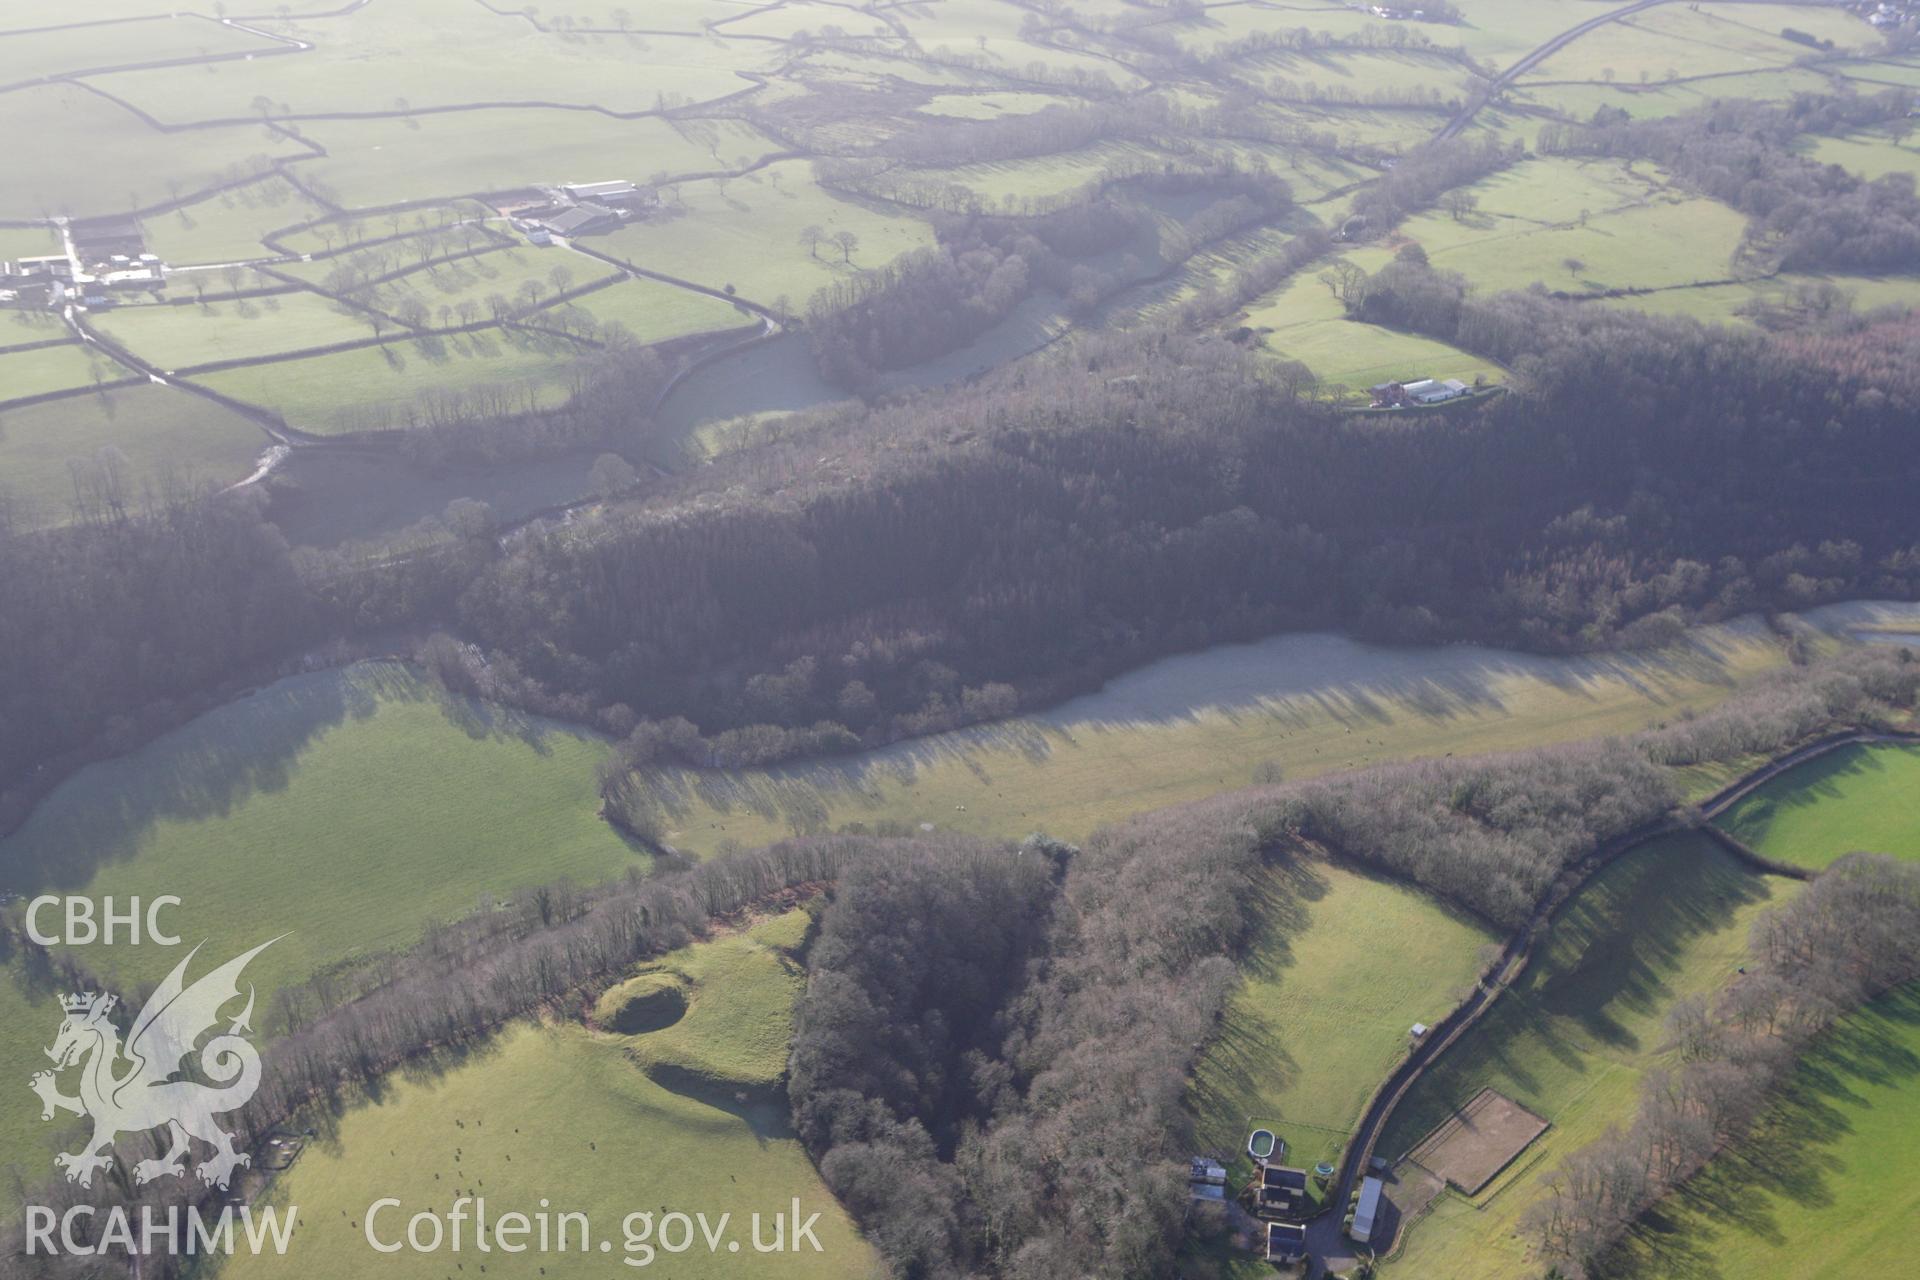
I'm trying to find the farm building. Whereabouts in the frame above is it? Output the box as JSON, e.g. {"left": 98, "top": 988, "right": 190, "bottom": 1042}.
{"left": 1370, "top": 378, "right": 1472, "bottom": 408}
{"left": 1266, "top": 1221, "right": 1307, "bottom": 1264}
{"left": 536, "top": 203, "right": 621, "bottom": 238}
{"left": 1351, "top": 1175, "right": 1384, "bottom": 1244}
{"left": 1402, "top": 378, "right": 1469, "bottom": 404}
{"left": 562, "top": 179, "right": 648, "bottom": 206}
{"left": 14, "top": 255, "right": 73, "bottom": 280}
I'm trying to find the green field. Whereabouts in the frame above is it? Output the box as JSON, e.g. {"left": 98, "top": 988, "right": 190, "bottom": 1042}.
{"left": 630, "top": 619, "right": 1786, "bottom": 858}
{"left": 1519, "top": 5, "right": 1857, "bottom": 85}
{"left": 1191, "top": 858, "right": 1496, "bottom": 1178}
{"left": 544, "top": 275, "right": 751, "bottom": 346}
{"left": 1516, "top": 65, "right": 1842, "bottom": 122}
{"left": 1599, "top": 983, "right": 1920, "bottom": 1280}
{"left": 193, "top": 325, "right": 591, "bottom": 433}
{"left": 296, "top": 112, "right": 775, "bottom": 208}
{"left": 606, "top": 909, "right": 811, "bottom": 1093}
{"left": 91, "top": 290, "right": 378, "bottom": 370}
{"left": 1716, "top": 742, "right": 1920, "bottom": 870}
{"left": 1590, "top": 271, "right": 1920, "bottom": 327}
{"left": 0, "top": 223, "right": 60, "bottom": 260}
{"left": 221, "top": 911, "right": 870, "bottom": 1280}
{"left": 0, "top": 340, "right": 129, "bottom": 401}
{"left": 0, "top": 662, "right": 641, "bottom": 1002}
{"left": 0, "top": 13, "right": 281, "bottom": 84}
{"left": 595, "top": 160, "right": 938, "bottom": 305}
{"left": 918, "top": 90, "right": 1066, "bottom": 119}
{"left": 1245, "top": 262, "right": 1500, "bottom": 393}
{"left": 92, "top": 0, "right": 760, "bottom": 124}
{"left": 1378, "top": 835, "right": 1798, "bottom": 1280}
{"left": 1808, "top": 128, "right": 1920, "bottom": 184}
{"left": 0, "top": 382, "right": 267, "bottom": 525}
{"left": 0, "top": 82, "right": 304, "bottom": 219}
{"left": 1397, "top": 158, "right": 1751, "bottom": 296}
{"left": 292, "top": 246, "right": 621, "bottom": 324}
{"left": 0, "top": 953, "right": 77, "bottom": 1192}
{"left": 140, "top": 176, "right": 331, "bottom": 265}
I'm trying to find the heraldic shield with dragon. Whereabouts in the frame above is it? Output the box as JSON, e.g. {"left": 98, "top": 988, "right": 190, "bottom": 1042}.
{"left": 28, "top": 937, "right": 280, "bottom": 1191}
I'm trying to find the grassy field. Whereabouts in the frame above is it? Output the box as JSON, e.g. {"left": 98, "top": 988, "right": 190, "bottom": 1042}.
{"left": 1252, "top": 48, "right": 1487, "bottom": 103}
{"left": 1378, "top": 834, "right": 1798, "bottom": 1280}
{"left": 544, "top": 275, "right": 751, "bottom": 346}
{"left": 94, "top": 0, "right": 760, "bottom": 123}
{"left": 918, "top": 90, "right": 1065, "bottom": 119}
{"left": 0, "top": 953, "right": 79, "bottom": 1193}
{"left": 221, "top": 1019, "right": 870, "bottom": 1279}
{"left": 1716, "top": 742, "right": 1920, "bottom": 870}
{"left": 91, "top": 290, "right": 377, "bottom": 370}
{"left": 605, "top": 909, "right": 811, "bottom": 1093}
{"left": 318, "top": 247, "right": 621, "bottom": 322}
{"left": 1397, "top": 158, "right": 1750, "bottom": 295}
{"left": 193, "top": 325, "right": 590, "bottom": 433}
{"left": 0, "top": 223, "right": 60, "bottom": 260}
{"left": 0, "top": 662, "right": 642, "bottom": 1002}
{"left": 221, "top": 909, "right": 870, "bottom": 1280}
{"left": 1599, "top": 982, "right": 1920, "bottom": 1280}
{"left": 1835, "top": 54, "right": 1920, "bottom": 89}
{"left": 296, "top": 112, "right": 774, "bottom": 208}
{"left": 140, "top": 176, "right": 330, "bottom": 265}
{"left": 1519, "top": 5, "right": 1850, "bottom": 85}
{"left": 1807, "top": 128, "right": 1920, "bottom": 183}
{"left": 1589, "top": 271, "right": 1920, "bottom": 326}
{"left": 0, "top": 382, "right": 266, "bottom": 525}
{"left": 0, "top": 82, "right": 304, "bottom": 219}
{"left": 1244, "top": 261, "right": 1499, "bottom": 393}
{"left": 0, "top": 13, "right": 280, "bottom": 84}
{"left": 0, "top": 340, "right": 128, "bottom": 401}
{"left": 598, "top": 159, "right": 937, "bottom": 304}
{"left": 1516, "top": 65, "right": 1841, "bottom": 122}
{"left": 1172, "top": 0, "right": 1568, "bottom": 65}
{"left": 1190, "top": 858, "right": 1496, "bottom": 1179}
{"left": 630, "top": 617, "right": 1786, "bottom": 859}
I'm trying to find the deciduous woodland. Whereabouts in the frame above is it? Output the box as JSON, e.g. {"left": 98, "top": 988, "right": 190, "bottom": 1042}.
{"left": 12, "top": 292, "right": 1920, "bottom": 801}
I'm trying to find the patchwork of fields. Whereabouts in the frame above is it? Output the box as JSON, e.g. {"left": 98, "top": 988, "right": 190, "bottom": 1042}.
{"left": 4, "top": 0, "right": 1909, "bottom": 523}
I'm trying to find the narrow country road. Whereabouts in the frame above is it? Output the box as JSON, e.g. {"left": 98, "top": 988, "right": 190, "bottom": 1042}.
{"left": 1437, "top": 0, "right": 1677, "bottom": 140}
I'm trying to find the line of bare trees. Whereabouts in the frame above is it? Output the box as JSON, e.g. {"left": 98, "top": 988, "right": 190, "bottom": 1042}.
{"left": 1525, "top": 853, "right": 1920, "bottom": 1274}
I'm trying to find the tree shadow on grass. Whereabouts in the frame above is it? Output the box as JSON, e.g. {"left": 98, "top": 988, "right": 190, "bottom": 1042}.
{"left": 0, "top": 662, "right": 583, "bottom": 895}
{"left": 1186, "top": 853, "right": 1328, "bottom": 1145}
{"left": 1386, "top": 840, "right": 1776, "bottom": 1151}
{"left": 1596, "top": 986, "right": 1920, "bottom": 1280}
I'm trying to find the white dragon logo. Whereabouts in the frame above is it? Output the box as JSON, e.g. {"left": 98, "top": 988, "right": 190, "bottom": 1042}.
{"left": 28, "top": 938, "right": 279, "bottom": 1190}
